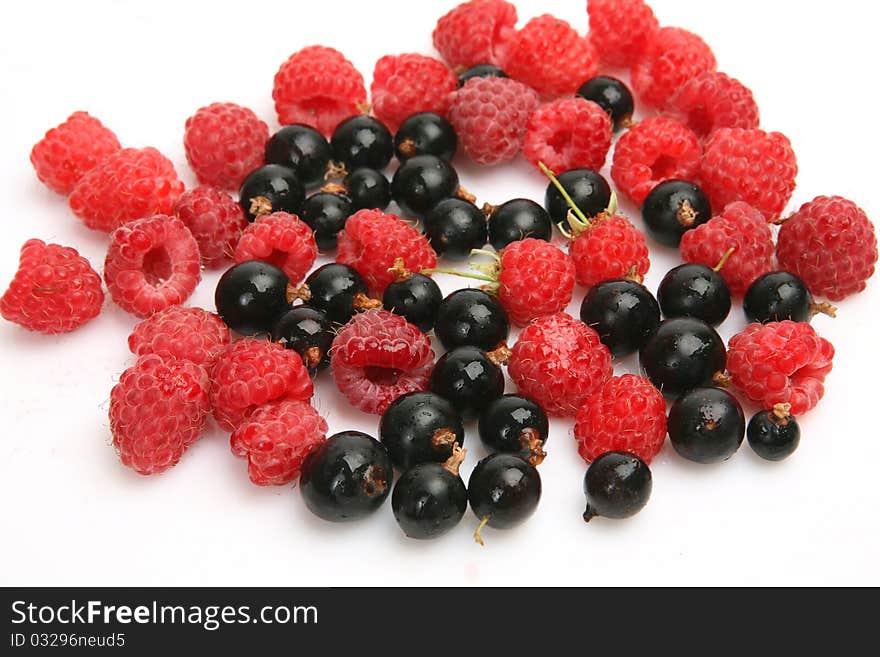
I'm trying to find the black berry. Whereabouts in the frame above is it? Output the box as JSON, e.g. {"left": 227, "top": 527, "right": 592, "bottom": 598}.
{"left": 658, "top": 264, "right": 732, "bottom": 327}
{"left": 239, "top": 164, "right": 305, "bottom": 222}
{"left": 743, "top": 271, "right": 834, "bottom": 324}
{"left": 382, "top": 269, "right": 443, "bottom": 333}
{"left": 639, "top": 318, "right": 727, "bottom": 397}
{"left": 424, "top": 198, "right": 488, "bottom": 261}
{"left": 580, "top": 278, "right": 661, "bottom": 358}
{"left": 392, "top": 448, "right": 468, "bottom": 540}
{"left": 394, "top": 112, "right": 457, "bottom": 163}
{"left": 486, "top": 199, "right": 553, "bottom": 251}
{"left": 458, "top": 63, "right": 508, "bottom": 87}
{"left": 478, "top": 395, "right": 549, "bottom": 459}
{"left": 392, "top": 155, "right": 460, "bottom": 219}
{"left": 468, "top": 453, "right": 541, "bottom": 543}
{"left": 544, "top": 168, "right": 612, "bottom": 224}
{"left": 215, "top": 260, "right": 290, "bottom": 336}
{"left": 271, "top": 306, "right": 333, "bottom": 375}
{"left": 576, "top": 76, "right": 634, "bottom": 131}
{"left": 300, "top": 192, "right": 353, "bottom": 251}
{"left": 264, "top": 124, "right": 331, "bottom": 187}
{"left": 299, "top": 263, "right": 375, "bottom": 325}
{"left": 641, "top": 180, "right": 712, "bottom": 247}
{"left": 747, "top": 405, "right": 801, "bottom": 462}
{"left": 435, "top": 288, "right": 509, "bottom": 352}
{"left": 429, "top": 346, "right": 507, "bottom": 420}
{"left": 380, "top": 392, "right": 465, "bottom": 471}
{"left": 344, "top": 168, "right": 392, "bottom": 211}
{"left": 330, "top": 115, "right": 393, "bottom": 171}
{"left": 668, "top": 387, "right": 746, "bottom": 464}
{"left": 583, "top": 452, "right": 652, "bottom": 522}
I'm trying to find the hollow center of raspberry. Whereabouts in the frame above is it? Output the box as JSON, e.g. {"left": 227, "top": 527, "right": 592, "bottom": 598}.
{"left": 264, "top": 249, "right": 289, "bottom": 271}
{"left": 651, "top": 155, "right": 681, "bottom": 180}
{"left": 142, "top": 247, "right": 172, "bottom": 286}
{"left": 364, "top": 366, "right": 404, "bottom": 386}
{"left": 686, "top": 108, "right": 713, "bottom": 139}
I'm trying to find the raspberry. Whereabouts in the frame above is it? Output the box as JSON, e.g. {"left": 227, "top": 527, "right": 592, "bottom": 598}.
{"left": 68, "top": 147, "right": 185, "bottom": 233}
{"left": 109, "top": 354, "right": 211, "bottom": 476}
{"left": 370, "top": 54, "right": 458, "bottom": 133}
{"left": 448, "top": 77, "right": 539, "bottom": 166}
{"left": 173, "top": 186, "right": 247, "bottom": 268}
{"left": 230, "top": 400, "right": 328, "bottom": 486}
{"left": 680, "top": 202, "right": 775, "bottom": 296}
{"left": 632, "top": 27, "right": 717, "bottom": 108}
{"left": 509, "top": 313, "right": 613, "bottom": 417}
{"left": 30, "top": 111, "right": 121, "bottom": 196}
{"left": 523, "top": 98, "right": 612, "bottom": 173}
{"left": 574, "top": 375, "right": 668, "bottom": 464}
{"left": 566, "top": 214, "right": 650, "bottom": 290}
{"left": 433, "top": 0, "right": 518, "bottom": 69}
{"left": 587, "top": 0, "right": 659, "bottom": 69}
{"left": 104, "top": 215, "right": 201, "bottom": 318}
{"left": 777, "top": 196, "right": 878, "bottom": 301}
{"left": 128, "top": 306, "right": 231, "bottom": 370}
{"left": 1, "top": 239, "right": 103, "bottom": 334}
{"left": 699, "top": 128, "right": 798, "bottom": 219}
{"left": 273, "top": 46, "right": 367, "bottom": 136}
{"left": 503, "top": 15, "right": 598, "bottom": 98}
{"left": 336, "top": 209, "right": 437, "bottom": 296}
{"left": 233, "top": 212, "right": 317, "bottom": 286}
{"left": 211, "top": 339, "right": 314, "bottom": 432}
{"left": 183, "top": 102, "right": 269, "bottom": 191}
{"left": 331, "top": 310, "right": 435, "bottom": 415}
{"left": 727, "top": 321, "right": 835, "bottom": 416}
{"left": 611, "top": 117, "right": 702, "bottom": 206}
{"left": 666, "top": 72, "right": 760, "bottom": 141}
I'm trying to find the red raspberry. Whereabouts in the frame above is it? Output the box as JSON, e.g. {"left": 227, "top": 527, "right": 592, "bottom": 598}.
{"left": 371, "top": 54, "right": 458, "bottom": 133}
{"left": 574, "top": 375, "right": 668, "bottom": 464}
{"left": 30, "top": 111, "right": 121, "bottom": 196}
{"left": 230, "top": 400, "right": 328, "bottom": 486}
{"left": 587, "top": 0, "right": 659, "bottom": 69}
{"left": 336, "top": 209, "right": 437, "bottom": 296}
{"left": 567, "top": 214, "right": 651, "bottom": 291}
{"left": 632, "top": 27, "right": 717, "bottom": 108}
{"left": 104, "top": 215, "right": 201, "bottom": 318}
{"left": 128, "top": 306, "right": 231, "bottom": 370}
{"left": 727, "top": 321, "right": 835, "bottom": 416}
{"left": 233, "top": 212, "right": 318, "bottom": 286}
{"left": 68, "top": 147, "right": 185, "bottom": 233}
{"left": 1, "top": 239, "right": 103, "bottom": 334}
{"left": 503, "top": 15, "right": 598, "bottom": 98}
{"left": 509, "top": 313, "right": 613, "bottom": 417}
{"left": 699, "top": 128, "right": 798, "bottom": 220}
{"left": 211, "top": 339, "right": 314, "bottom": 432}
{"left": 273, "top": 46, "right": 367, "bottom": 136}
{"left": 611, "top": 117, "right": 702, "bottom": 206}
{"left": 666, "top": 72, "right": 760, "bottom": 141}
{"left": 433, "top": 0, "right": 518, "bottom": 69}
{"left": 523, "top": 98, "right": 612, "bottom": 173}
{"left": 110, "top": 354, "right": 211, "bottom": 476}
{"left": 331, "top": 310, "right": 435, "bottom": 415}
{"left": 777, "top": 196, "right": 878, "bottom": 301}
{"left": 183, "top": 102, "right": 269, "bottom": 191}
{"left": 680, "top": 201, "right": 775, "bottom": 296}
{"left": 173, "top": 186, "right": 247, "bottom": 268}
{"left": 448, "top": 77, "right": 539, "bottom": 166}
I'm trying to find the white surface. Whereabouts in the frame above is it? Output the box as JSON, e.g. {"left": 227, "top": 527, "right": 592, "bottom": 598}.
{"left": 1, "top": 0, "right": 878, "bottom": 587}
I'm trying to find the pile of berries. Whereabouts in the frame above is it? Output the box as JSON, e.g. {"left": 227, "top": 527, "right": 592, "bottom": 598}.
{"left": 5, "top": 0, "right": 876, "bottom": 542}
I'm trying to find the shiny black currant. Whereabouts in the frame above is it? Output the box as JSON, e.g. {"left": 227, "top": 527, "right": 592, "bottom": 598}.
{"left": 639, "top": 318, "right": 727, "bottom": 397}
{"left": 469, "top": 453, "right": 541, "bottom": 543}
{"left": 458, "top": 63, "right": 508, "bottom": 87}
{"left": 424, "top": 198, "right": 488, "bottom": 260}
{"left": 744, "top": 271, "right": 835, "bottom": 324}
{"left": 300, "top": 192, "right": 353, "bottom": 251}
{"left": 271, "top": 306, "right": 333, "bottom": 375}
{"left": 299, "top": 263, "right": 374, "bottom": 325}
{"left": 486, "top": 199, "right": 553, "bottom": 251}
{"left": 330, "top": 115, "right": 394, "bottom": 170}
{"left": 394, "top": 112, "right": 457, "bottom": 163}
{"left": 580, "top": 279, "right": 661, "bottom": 358}
{"left": 583, "top": 452, "right": 653, "bottom": 522}
{"left": 392, "top": 155, "right": 460, "bottom": 219}
{"left": 239, "top": 164, "right": 305, "bottom": 222}
{"left": 429, "top": 346, "right": 506, "bottom": 420}
{"left": 383, "top": 271, "right": 443, "bottom": 333}
{"left": 215, "top": 260, "right": 290, "bottom": 336}
{"left": 668, "top": 387, "right": 746, "bottom": 464}
{"left": 435, "top": 289, "right": 510, "bottom": 352}
{"left": 344, "top": 168, "right": 392, "bottom": 211}
{"left": 478, "top": 395, "right": 549, "bottom": 458}
{"left": 264, "top": 124, "right": 331, "bottom": 187}
{"left": 748, "top": 406, "right": 801, "bottom": 462}
{"left": 641, "top": 180, "right": 712, "bottom": 247}
{"left": 392, "top": 448, "right": 468, "bottom": 540}
{"left": 544, "top": 169, "right": 612, "bottom": 224}
{"left": 658, "top": 264, "right": 732, "bottom": 327}
{"left": 380, "top": 392, "right": 465, "bottom": 471}
{"left": 576, "top": 76, "right": 634, "bottom": 131}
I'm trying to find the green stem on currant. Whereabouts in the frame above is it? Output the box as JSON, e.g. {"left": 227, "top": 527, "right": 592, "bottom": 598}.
{"left": 422, "top": 269, "right": 497, "bottom": 284}
{"left": 538, "top": 161, "right": 591, "bottom": 226}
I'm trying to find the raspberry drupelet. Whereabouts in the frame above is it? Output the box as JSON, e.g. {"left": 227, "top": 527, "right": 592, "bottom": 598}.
{"left": 173, "top": 186, "right": 247, "bottom": 268}
{"left": 233, "top": 212, "right": 318, "bottom": 286}
{"left": 666, "top": 72, "right": 760, "bottom": 141}
{"left": 370, "top": 54, "right": 458, "bottom": 133}
{"left": 128, "top": 306, "right": 231, "bottom": 370}
{"left": 523, "top": 99, "right": 613, "bottom": 174}
{"left": 632, "top": 27, "right": 717, "bottom": 108}
{"left": 587, "top": 0, "right": 659, "bottom": 69}
{"left": 433, "top": 0, "right": 517, "bottom": 70}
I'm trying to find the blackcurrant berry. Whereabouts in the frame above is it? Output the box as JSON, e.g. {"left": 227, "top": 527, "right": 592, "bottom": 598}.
{"left": 747, "top": 405, "right": 801, "bottom": 462}
{"left": 394, "top": 112, "right": 457, "bottom": 163}
{"left": 424, "top": 198, "right": 488, "bottom": 261}
{"left": 639, "top": 318, "right": 727, "bottom": 397}
{"left": 215, "top": 260, "right": 290, "bottom": 337}
{"left": 382, "top": 266, "right": 443, "bottom": 333}
{"left": 544, "top": 169, "right": 612, "bottom": 224}
{"left": 298, "top": 263, "right": 376, "bottom": 325}
{"left": 344, "top": 168, "right": 392, "bottom": 211}
{"left": 580, "top": 279, "right": 661, "bottom": 358}
{"left": 458, "top": 63, "right": 508, "bottom": 87}
{"left": 641, "top": 180, "right": 712, "bottom": 247}
{"left": 239, "top": 164, "right": 305, "bottom": 222}
{"left": 380, "top": 392, "right": 465, "bottom": 471}
{"left": 392, "top": 155, "right": 460, "bottom": 219}
{"left": 668, "top": 387, "right": 746, "bottom": 464}
{"left": 299, "top": 431, "right": 394, "bottom": 523}
{"left": 330, "top": 115, "right": 393, "bottom": 171}
{"left": 271, "top": 306, "right": 333, "bottom": 375}
{"left": 576, "top": 76, "right": 634, "bottom": 131}
{"left": 429, "top": 346, "right": 507, "bottom": 420}
{"left": 264, "top": 124, "right": 331, "bottom": 187}
{"left": 469, "top": 453, "right": 541, "bottom": 544}
{"left": 657, "top": 264, "right": 732, "bottom": 327}
{"left": 478, "top": 395, "right": 549, "bottom": 460}
{"left": 583, "top": 452, "right": 653, "bottom": 522}
{"left": 435, "top": 289, "right": 510, "bottom": 352}
{"left": 300, "top": 192, "right": 353, "bottom": 251}
{"left": 486, "top": 199, "right": 553, "bottom": 251}
{"left": 743, "top": 271, "right": 836, "bottom": 325}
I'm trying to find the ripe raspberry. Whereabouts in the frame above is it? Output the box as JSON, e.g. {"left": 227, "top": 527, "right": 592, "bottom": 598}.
{"left": 587, "top": 0, "right": 659, "bottom": 69}
{"left": 371, "top": 54, "right": 458, "bottom": 133}
{"left": 503, "top": 15, "right": 598, "bottom": 98}
{"left": 104, "top": 215, "right": 201, "bottom": 318}
{"left": 448, "top": 77, "right": 539, "bottom": 166}
{"left": 211, "top": 338, "right": 314, "bottom": 432}
{"left": 523, "top": 98, "right": 612, "bottom": 173}
{"left": 110, "top": 354, "right": 211, "bottom": 476}
{"left": 632, "top": 27, "right": 717, "bottom": 108}
{"left": 611, "top": 117, "right": 702, "bottom": 206}
{"left": 128, "top": 306, "right": 231, "bottom": 370}
{"left": 509, "top": 313, "right": 613, "bottom": 417}
{"left": 680, "top": 202, "right": 775, "bottom": 296}
{"left": 574, "top": 375, "right": 667, "bottom": 464}
{"left": 433, "top": 0, "right": 518, "bottom": 69}
{"left": 273, "top": 46, "right": 367, "bottom": 136}
{"left": 567, "top": 214, "right": 651, "bottom": 291}
{"left": 233, "top": 212, "right": 317, "bottom": 286}
{"left": 68, "top": 147, "right": 185, "bottom": 233}
{"left": 777, "top": 196, "right": 878, "bottom": 301}
{"left": 331, "top": 310, "right": 435, "bottom": 415}
{"left": 183, "top": 103, "right": 269, "bottom": 191}
{"left": 173, "top": 186, "right": 247, "bottom": 268}
{"left": 1, "top": 239, "right": 103, "bottom": 334}
{"left": 230, "top": 400, "right": 328, "bottom": 486}
{"left": 666, "top": 72, "right": 760, "bottom": 141}
{"left": 727, "top": 321, "right": 835, "bottom": 416}
{"left": 30, "top": 111, "right": 121, "bottom": 196}
{"left": 699, "top": 128, "right": 798, "bottom": 220}
{"left": 336, "top": 209, "right": 437, "bottom": 296}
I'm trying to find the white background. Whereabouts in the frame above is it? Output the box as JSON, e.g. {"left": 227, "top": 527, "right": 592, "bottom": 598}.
{"left": 1, "top": 0, "right": 878, "bottom": 587}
